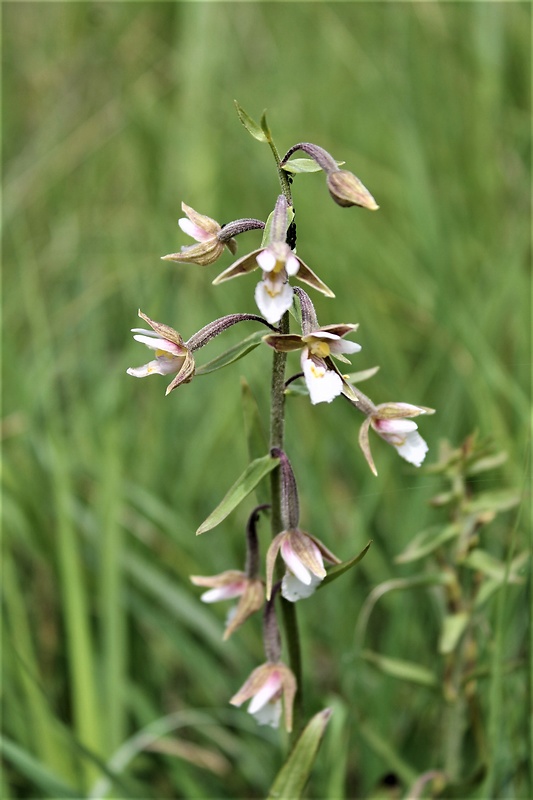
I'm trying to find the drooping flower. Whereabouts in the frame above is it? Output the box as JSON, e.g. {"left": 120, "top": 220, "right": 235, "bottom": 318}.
{"left": 161, "top": 202, "right": 235, "bottom": 266}
{"left": 359, "top": 402, "right": 435, "bottom": 475}
{"left": 213, "top": 195, "right": 334, "bottom": 324}
{"left": 264, "top": 324, "right": 361, "bottom": 404}
{"left": 126, "top": 311, "right": 194, "bottom": 395}
{"left": 190, "top": 570, "right": 264, "bottom": 640}
{"left": 230, "top": 661, "right": 297, "bottom": 732}
{"left": 265, "top": 528, "right": 341, "bottom": 602}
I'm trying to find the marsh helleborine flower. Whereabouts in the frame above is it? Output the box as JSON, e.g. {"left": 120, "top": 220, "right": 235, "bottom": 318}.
{"left": 161, "top": 202, "right": 237, "bottom": 266}
{"left": 213, "top": 195, "right": 334, "bottom": 325}
{"left": 266, "top": 528, "right": 341, "bottom": 602}
{"left": 359, "top": 402, "right": 435, "bottom": 475}
{"left": 190, "top": 570, "right": 264, "bottom": 640}
{"left": 230, "top": 661, "right": 297, "bottom": 731}
{"left": 126, "top": 311, "right": 195, "bottom": 395}
{"left": 264, "top": 324, "right": 361, "bottom": 404}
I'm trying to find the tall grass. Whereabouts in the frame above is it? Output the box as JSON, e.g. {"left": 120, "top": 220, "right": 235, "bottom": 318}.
{"left": 3, "top": 3, "right": 530, "bottom": 798}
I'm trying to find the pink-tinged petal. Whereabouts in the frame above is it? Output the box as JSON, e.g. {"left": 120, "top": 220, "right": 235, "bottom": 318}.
{"left": 256, "top": 248, "right": 277, "bottom": 272}
{"left": 132, "top": 334, "right": 182, "bottom": 354}
{"left": 285, "top": 254, "right": 300, "bottom": 276}
{"left": 282, "top": 572, "right": 322, "bottom": 602}
{"left": 200, "top": 583, "right": 246, "bottom": 603}
{"left": 395, "top": 431, "right": 429, "bottom": 467}
{"left": 255, "top": 281, "right": 294, "bottom": 324}
{"left": 302, "top": 358, "right": 343, "bottom": 405}
{"left": 373, "top": 418, "right": 419, "bottom": 435}
{"left": 248, "top": 672, "right": 283, "bottom": 714}
{"left": 280, "top": 539, "right": 312, "bottom": 584}
{"left": 178, "top": 217, "right": 210, "bottom": 242}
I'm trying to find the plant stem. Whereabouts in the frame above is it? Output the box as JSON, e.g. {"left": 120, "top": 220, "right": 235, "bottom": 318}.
{"left": 269, "top": 310, "right": 304, "bottom": 736}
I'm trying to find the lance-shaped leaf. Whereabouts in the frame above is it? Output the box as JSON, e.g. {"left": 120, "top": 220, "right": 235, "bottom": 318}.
{"left": 355, "top": 573, "right": 455, "bottom": 648}
{"left": 196, "top": 455, "right": 279, "bottom": 535}
{"left": 259, "top": 197, "right": 294, "bottom": 248}
{"left": 267, "top": 708, "right": 333, "bottom": 800}
{"left": 195, "top": 331, "right": 266, "bottom": 376}
{"left": 461, "top": 548, "right": 528, "bottom": 583}
{"left": 395, "top": 523, "right": 461, "bottom": 564}
{"left": 241, "top": 379, "right": 269, "bottom": 462}
{"left": 318, "top": 541, "right": 372, "bottom": 588}
{"left": 260, "top": 110, "right": 273, "bottom": 142}
{"left": 281, "top": 158, "right": 345, "bottom": 174}
{"left": 234, "top": 100, "right": 268, "bottom": 142}
{"left": 362, "top": 650, "right": 439, "bottom": 689}
{"left": 439, "top": 612, "right": 469, "bottom": 655}
{"left": 462, "top": 488, "right": 521, "bottom": 516}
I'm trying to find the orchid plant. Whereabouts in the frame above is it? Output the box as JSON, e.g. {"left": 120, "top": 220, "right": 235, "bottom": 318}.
{"left": 126, "top": 103, "right": 435, "bottom": 787}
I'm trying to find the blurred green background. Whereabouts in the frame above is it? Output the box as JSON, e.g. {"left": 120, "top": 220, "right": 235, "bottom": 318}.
{"left": 3, "top": 2, "right": 530, "bottom": 798}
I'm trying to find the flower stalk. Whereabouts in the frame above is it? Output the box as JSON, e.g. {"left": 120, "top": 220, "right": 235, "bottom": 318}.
{"left": 268, "top": 310, "right": 304, "bottom": 736}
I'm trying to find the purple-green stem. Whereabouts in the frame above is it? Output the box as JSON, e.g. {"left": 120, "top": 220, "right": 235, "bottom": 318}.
{"left": 269, "top": 309, "right": 304, "bottom": 738}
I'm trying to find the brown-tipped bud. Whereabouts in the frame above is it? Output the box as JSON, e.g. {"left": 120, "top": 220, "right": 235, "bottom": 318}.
{"left": 270, "top": 448, "right": 299, "bottom": 530}
{"left": 326, "top": 170, "right": 379, "bottom": 210}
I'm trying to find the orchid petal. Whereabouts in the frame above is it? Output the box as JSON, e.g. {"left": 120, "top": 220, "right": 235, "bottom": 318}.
{"left": 302, "top": 358, "right": 343, "bottom": 404}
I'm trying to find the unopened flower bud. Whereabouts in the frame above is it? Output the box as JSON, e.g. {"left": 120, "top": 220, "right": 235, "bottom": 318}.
{"left": 326, "top": 170, "right": 379, "bottom": 210}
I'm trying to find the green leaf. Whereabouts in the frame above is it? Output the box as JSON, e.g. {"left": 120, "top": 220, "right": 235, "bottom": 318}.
{"left": 267, "top": 709, "right": 332, "bottom": 800}
{"left": 465, "top": 450, "right": 508, "bottom": 475}
{"left": 241, "top": 378, "right": 268, "bottom": 463}
{"left": 319, "top": 541, "right": 372, "bottom": 588}
{"left": 439, "top": 611, "right": 469, "bottom": 654}
{"left": 358, "top": 721, "right": 418, "bottom": 786}
{"left": 234, "top": 100, "right": 267, "bottom": 142}
{"left": 281, "top": 158, "right": 345, "bottom": 174}
{"left": 0, "top": 735, "right": 79, "bottom": 798}
{"left": 355, "top": 573, "right": 454, "bottom": 649}
{"left": 260, "top": 110, "right": 273, "bottom": 142}
{"left": 343, "top": 366, "right": 380, "bottom": 384}
{"left": 195, "top": 331, "right": 266, "bottom": 376}
{"left": 261, "top": 204, "right": 294, "bottom": 248}
{"left": 362, "top": 650, "right": 439, "bottom": 688}
{"left": 395, "top": 523, "right": 460, "bottom": 564}
{"left": 196, "top": 455, "right": 279, "bottom": 535}
{"left": 462, "top": 488, "right": 521, "bottom": 516}
{"left": 462, "top": 548, "right": 528, "bottom": 583}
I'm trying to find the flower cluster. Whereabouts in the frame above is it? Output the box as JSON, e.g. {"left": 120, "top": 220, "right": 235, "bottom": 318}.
{"left": 126, "top": 117, "right": 435, "bottom": 734}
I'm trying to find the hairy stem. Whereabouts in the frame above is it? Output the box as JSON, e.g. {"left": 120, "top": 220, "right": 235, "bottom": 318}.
{"left": 269, "top": 310, "right": 303, "bottom": 736}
